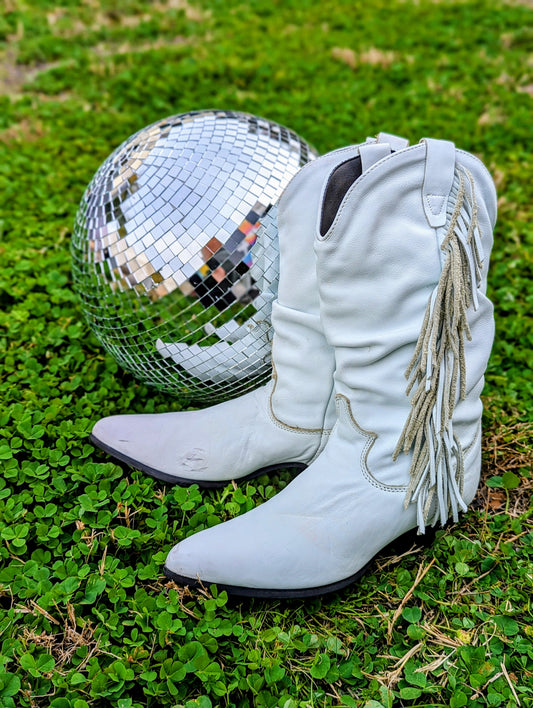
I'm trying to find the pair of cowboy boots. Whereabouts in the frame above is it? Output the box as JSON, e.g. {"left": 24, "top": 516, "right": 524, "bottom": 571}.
{"left": 91, "top": 133, "right": 496, "bottom": 598}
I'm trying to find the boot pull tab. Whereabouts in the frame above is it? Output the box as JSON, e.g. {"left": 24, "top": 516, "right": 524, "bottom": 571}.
{"left": 360, "top": 131, "right": 410, "bottom": 172}
{"left": 376, "top": 132, "right": 410, "bottom": 151}
{"left": 359, "top": 143, "right": 392, "bottom": 172}
{"left": 421, "top": 138, "right": 456, "bottom": 228}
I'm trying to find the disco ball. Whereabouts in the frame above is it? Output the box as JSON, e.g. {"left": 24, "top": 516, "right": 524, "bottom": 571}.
{"left": 72, "top": 110, "right": 317, "bottom": 402}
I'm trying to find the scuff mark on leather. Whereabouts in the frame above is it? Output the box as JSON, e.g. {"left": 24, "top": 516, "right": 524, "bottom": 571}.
{"left": 179, "top": 448, "right": 208, "bottom": 471}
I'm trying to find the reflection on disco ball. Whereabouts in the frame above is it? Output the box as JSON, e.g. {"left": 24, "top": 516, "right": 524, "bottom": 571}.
{"left": 71, "top": 110, "right": 317, "bottom": 402}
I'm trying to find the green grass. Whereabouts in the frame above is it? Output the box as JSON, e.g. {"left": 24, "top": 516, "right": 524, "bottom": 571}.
{"left": 1, "top": 0, "right": 532, "bottom": 706}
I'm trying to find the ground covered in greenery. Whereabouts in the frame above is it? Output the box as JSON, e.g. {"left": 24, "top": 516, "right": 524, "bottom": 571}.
{"left": 1, "top": 0, "right": 532, "bottom": 706}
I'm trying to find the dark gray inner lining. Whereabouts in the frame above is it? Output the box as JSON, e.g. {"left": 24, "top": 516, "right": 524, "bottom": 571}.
{"left": 319, "top": 156, "right": 363, "bottom": 236}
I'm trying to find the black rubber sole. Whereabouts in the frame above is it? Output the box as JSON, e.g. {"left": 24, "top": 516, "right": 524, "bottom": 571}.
{"left": 163, "top": 526, "right": 437, "bottom": 599}
{"left": 90, "top": 433, "right": 307, "bottom": 489}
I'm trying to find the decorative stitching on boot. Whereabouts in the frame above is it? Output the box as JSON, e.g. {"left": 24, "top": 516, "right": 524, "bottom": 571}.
{"left": 336, "top": 395, "right": 406, "bottom": 493}
{"left": 425, "top": 194, "right": 446, "bottom": 216}
{"left": 463, "top": 421, "right": 481, "bottom": 459}
{"left": 268, "top": 359, "right": 327, "bottom": 436}
{"left": 308, "top": 427, "right": 333, "bottom": 464}
{"left": 394, "top": 165, "right": 484, "bottom": 533}
{"left": 456, "top": 148, "right": 495, "bottom": 186}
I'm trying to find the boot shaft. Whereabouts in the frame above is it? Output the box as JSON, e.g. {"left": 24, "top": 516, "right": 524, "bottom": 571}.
{"left": 270, "top": 141, "right": 393, "bottom": 430}
{"left": 315, "top": 139, "right": 496, "bottom": 529}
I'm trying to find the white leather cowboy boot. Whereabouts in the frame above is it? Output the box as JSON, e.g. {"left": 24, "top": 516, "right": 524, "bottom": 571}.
{"left": 163, "top": 137, "right": 496, "bottom": 595}
{"left": 90, "top": 136, "right": 406, "bottom": 486}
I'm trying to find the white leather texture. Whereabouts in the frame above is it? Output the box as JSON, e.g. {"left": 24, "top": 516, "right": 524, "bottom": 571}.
{"left": 165, "top": 138, "right": 496, "bottom": 591}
